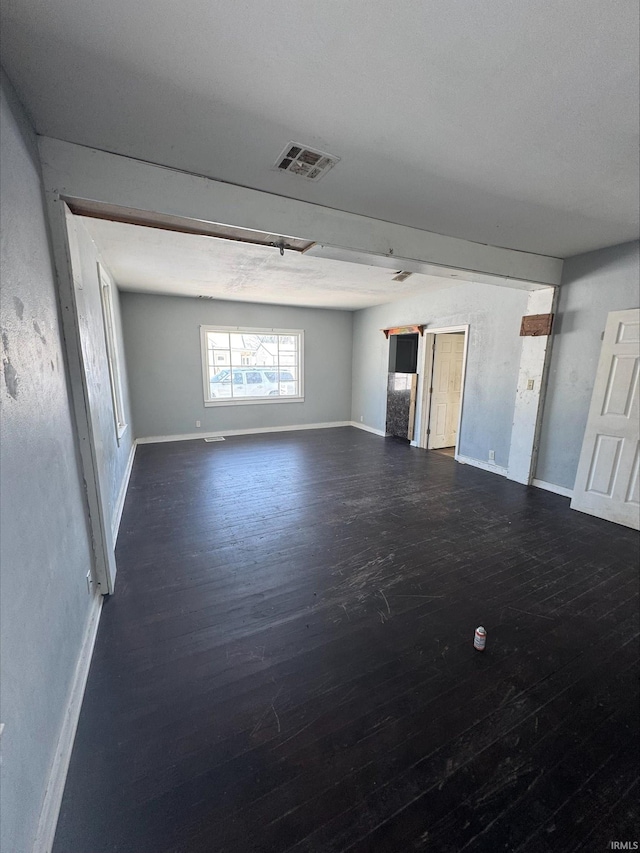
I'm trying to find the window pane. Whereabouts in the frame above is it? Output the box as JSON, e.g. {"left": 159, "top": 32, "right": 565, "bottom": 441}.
{"left": 255, "top": 335, "right": 278, "bottom": 366}
{"left": 100, "top": 278, "right": 127, "bottom": 434}
{"left": 210, "top": 369, "right": 230, "bottom": 382}
{"left": 208, "top": 332, "right": 229, "bottom": 349}
{"left": 278, "top": 335, "right": 297, "bottom": 350}
{"left": 209, "top": 349, "right": 229, "bottom": 367}
{"left": 203, "top": 329, "right": 302, "bottom": 404}
{"left": 228, "top": 334, "right": 244, "bottom": 366}
{"left": 209, "top": 368, "right": 231, "bottom": 398}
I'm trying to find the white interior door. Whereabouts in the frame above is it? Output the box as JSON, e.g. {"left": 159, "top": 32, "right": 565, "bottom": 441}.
{"left": 571, "top": 308, "right": 639, "bottom": 530}
{"left": 429, "top": 333, "right": 464, "bottom": 449}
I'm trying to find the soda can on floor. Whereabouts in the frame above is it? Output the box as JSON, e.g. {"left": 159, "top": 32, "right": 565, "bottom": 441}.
{"left": 474, "top": 626, "right": 486, "bottom": 651}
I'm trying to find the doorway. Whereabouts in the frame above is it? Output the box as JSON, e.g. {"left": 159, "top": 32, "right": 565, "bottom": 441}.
{"left": 386, "top": 333, "right": 419, "bottom": 440}
{"left": 419, "top": 326, "right": 469, "bottom": 456}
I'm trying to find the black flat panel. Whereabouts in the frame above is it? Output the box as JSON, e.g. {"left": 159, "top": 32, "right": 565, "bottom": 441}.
{"left": 394, "top": 333, "right": 418, "bottom": 373}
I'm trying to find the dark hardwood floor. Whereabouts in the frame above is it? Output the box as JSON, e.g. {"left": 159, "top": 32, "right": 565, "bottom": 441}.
{"left": 432, "top": 446, "right": 455, "bottom": 458}
{"left": 53, "top": 427, "right": 639, "bottom": 853}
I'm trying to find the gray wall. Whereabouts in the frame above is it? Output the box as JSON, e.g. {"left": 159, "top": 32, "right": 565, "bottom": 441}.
{"left": 351, "top": 282, "right": 530, "bottom": 468}
{"left": 120, "top": 292, "right": 353, "bottom": 438}
{"left": 74, "top": 218, "right": 134, "bottom": 533}
{"left": 536, "top": 240, "right": 640, "bottom": 489}
{"left": 0, "top": 71, "right": 95, "bottom": 853}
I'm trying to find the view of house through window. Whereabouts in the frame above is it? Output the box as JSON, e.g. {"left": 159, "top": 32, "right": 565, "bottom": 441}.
{"left": 201, "top": 327, "right": 303, "bottom": 404}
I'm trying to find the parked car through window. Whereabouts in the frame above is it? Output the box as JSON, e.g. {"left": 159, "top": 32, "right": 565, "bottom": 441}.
{"left": 200, "top": 328, "right": 303, "bottom": 405}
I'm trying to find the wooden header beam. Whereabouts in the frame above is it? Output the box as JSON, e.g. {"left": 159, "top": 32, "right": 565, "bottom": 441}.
{"left": 382, "top": 325, "right": 424, "bottom": 339}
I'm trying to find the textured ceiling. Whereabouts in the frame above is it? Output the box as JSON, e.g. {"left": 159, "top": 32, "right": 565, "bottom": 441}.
{"left": 81, "top": 218, "right": 466, "bottom": 310}
{"left": 2, "top": 0, "right": 639, "bottom": 258}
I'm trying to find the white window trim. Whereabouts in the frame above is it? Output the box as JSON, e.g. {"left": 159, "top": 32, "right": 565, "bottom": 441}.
{"left": 200, "top": 325, "right": 305, "bottom": 407}
{"left": 98, "top": 263, "right": 128, "bottom": 442}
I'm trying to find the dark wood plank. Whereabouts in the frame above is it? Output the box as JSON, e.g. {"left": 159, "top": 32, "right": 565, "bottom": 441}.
{"left": 53, "top": 428, "right": 640, "bottom": 853}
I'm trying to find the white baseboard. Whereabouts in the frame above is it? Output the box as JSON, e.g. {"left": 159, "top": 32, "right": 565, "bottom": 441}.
{"left": 112, "top": 441, "right": 136, "bottom": 542}
{"left": 136, "top": 421, "right": 353, "bottom": 445}
{"left": 532, "top": 478, "right": 573, "bottom": 498}
{"left": 33, "top": 593, "right": 103, "bottom": 853}
{"left": 349, "top": 421, "right": 387, "bottom": 437}
{"left": 456, "top": 453, "right": 508, "bottom": 477}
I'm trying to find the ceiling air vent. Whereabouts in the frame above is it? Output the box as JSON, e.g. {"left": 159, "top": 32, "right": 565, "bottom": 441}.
{"left": 392, "top": 271, "right": 413, "bottom": 282}
{"left": 274, "top": 143, "right": 339, "bottom": 181}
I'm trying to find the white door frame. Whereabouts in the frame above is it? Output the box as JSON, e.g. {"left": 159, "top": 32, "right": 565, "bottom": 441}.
{"left": 43, "top": 197, "right": 117, "bottom": 594}
{"left": 417, "top": 325, "right": 470, "bottom": 456}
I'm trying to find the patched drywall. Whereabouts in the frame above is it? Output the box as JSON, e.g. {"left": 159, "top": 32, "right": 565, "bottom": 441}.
{"left": 120, "top": 292, "right": 353, "bottom": 438}
{"left": 536, "top": 241, "right": 640, "bottom": 490}
{"left": 351, "top": 282, "right": 530, "bottom": 468}
{"left": 0, "top": 69, "right": 95, "bottom": 853}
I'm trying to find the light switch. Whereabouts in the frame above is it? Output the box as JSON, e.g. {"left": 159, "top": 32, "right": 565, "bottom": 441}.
{"left": 527, "top": 379, "right": 535, "bottom": 391}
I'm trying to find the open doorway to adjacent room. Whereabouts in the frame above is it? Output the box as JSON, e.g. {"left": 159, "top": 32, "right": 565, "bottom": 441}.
{"left": 419, "top": 326, "right": 469, "bottom": 457}
{"left": 385, "top": 332, "right": 420, "bottom": 441}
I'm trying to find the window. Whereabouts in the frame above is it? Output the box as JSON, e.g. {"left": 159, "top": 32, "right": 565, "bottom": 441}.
{"left": 98, "top": 264, "right": 127, "bottom": 442}
{"left": 200, "top": 326, "right": 304, "bottom": 406}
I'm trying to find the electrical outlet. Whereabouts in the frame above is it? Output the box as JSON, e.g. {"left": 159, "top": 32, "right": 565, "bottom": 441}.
{"left": 196, "top": 420, "right": 201, "bottom": 428}
{"left": 489, "top": 450, "right": 495, "bottom": 462}
{"left": 86, "top": 571, "right": 93, "bottom": 594}
{"left": 527, "top": 379, "right": 535, "bottom": 391}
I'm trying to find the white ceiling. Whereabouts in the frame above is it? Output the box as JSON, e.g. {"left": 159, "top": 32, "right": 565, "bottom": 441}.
{"left": 81, "top": 217, "right": 463, "bottom": 310}
{"left": 2, "top": 0, "right": 639, "bottom": 258}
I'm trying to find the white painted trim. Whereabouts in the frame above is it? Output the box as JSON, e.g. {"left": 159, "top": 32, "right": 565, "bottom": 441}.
{"left": 199, "top": 326, "right": 304, "bottom": 407}
{"left": 46, "top": 202, "right": 117, "bottom": 594}
{"left": 418, "top": 325, "right": 470, "bottom": 452}
{"left": 112, "top": 441, "right": 136, "bottom": 543}
{"left": 33, "top": 593, "right": 103, "bottom": 853}
{"left": 532, "top": 478, "right": 573, "bottom": 498}
{"left": 38, "top": 137, "right": 562, "bottom": 286}
{"left": 306, "top": 243, "right": 552, "bottom": 292}
{"left": 456, "top": 453, "right": 508, "bottom": 477}
{"left": 200, "top": 324, "right": 306, "bottom": 333}
{"left": 349, "top": 421, "right": 387, "bottom": 437}
{"left": 507, "top": 287, "right": 557, "bottom": 485}
{"left": 203, "top": 396, "right": 305, "bottom": 408}
{"left": 136, "top": 421, "right": 353, "bottom": 444}
{"left": 98, "top": 263, "right": 128, "bottom": 444}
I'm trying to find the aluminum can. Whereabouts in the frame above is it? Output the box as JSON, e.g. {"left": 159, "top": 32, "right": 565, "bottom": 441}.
{"left": 474, "top": 626, "right": 486, "bottom": 651}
